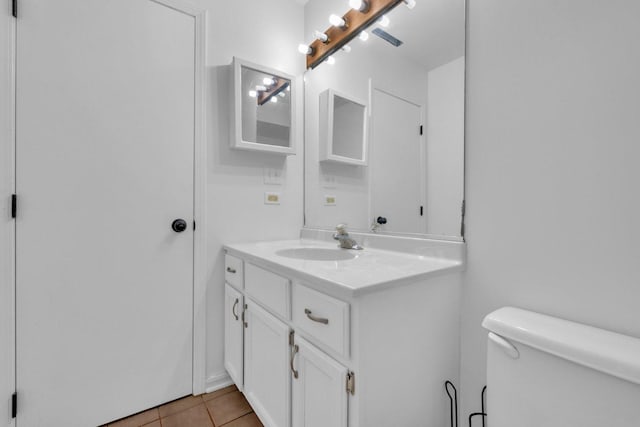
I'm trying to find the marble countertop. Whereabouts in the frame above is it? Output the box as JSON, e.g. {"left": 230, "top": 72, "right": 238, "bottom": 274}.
{"left": 224, "top": 238, "right": 464, "bottom": 298}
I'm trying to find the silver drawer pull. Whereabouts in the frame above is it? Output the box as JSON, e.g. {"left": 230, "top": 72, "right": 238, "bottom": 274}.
{"left": 226, "top": 267, "right": 237, "bottom": 274}
{"left": 290, "top": 344, "right": 299, "bottom": 379}
{"left": 305, "top": 308, "right": 329, "bottom": 325}
{"left": 232, "top": 298, "right": 239, "bottom": 321}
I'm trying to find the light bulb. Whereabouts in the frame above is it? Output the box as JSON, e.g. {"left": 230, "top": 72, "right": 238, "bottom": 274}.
{"left": 248, "top": 90, "right": 257, "bottom": 98}
{"left": 314, "top": 30, "right": 329, "bottom": 43}
{"left": 255, "top": 85, "right": 267, "bottom": 92}
{"left": 341, "top": 45, "right": 352, "bottom": 53}
{"left": 379, "top": 15, "right": 390, "bottom": 27}
{"left": 329, "top": 14, "right": 346, "bottom": 28}
{"left": 271, "top": 97, "right": 278, "bottom": 103}
{"left": 298, "top": 44, "right": 312, "bottom": 55}
{"left": 359, "top": 31, "right": 369, "bottom": 41}
{"left": 404, "top": 0, "right": 416, "bottom": 9}
{"left": 263, "top": 77, "right": 275, "bottom": 86}
{"left": 327, "top": 56, "right": 336, "bottom": 65}
{"left": 349, "top": 0, "right": 369, "bottom": 12}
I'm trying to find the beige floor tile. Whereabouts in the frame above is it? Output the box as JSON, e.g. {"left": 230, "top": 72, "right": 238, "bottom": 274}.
{"left": 161, "top": 403, "right": 214, "bottom": 427}
{"left": 220, "top": 412, "right": 263, "bottom": 427}
{"left": 158, "top": 394, "right": 204, "bottom": 418}
{"left": 205, "top": 391, "right": 252, "bottom": 426}
{"left": 202, "top": 384, "right": 238, "bottom": 402}
{"left": 108, "top": 408, "right": 159, "bottom": 427}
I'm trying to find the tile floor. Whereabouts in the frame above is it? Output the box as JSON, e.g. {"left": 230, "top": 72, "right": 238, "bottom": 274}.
{"left": 103, "top": 385, "right": 263, "bottom": 427}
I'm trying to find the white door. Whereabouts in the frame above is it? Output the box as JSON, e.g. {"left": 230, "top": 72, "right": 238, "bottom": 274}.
{"left": 224, "top": 284, "right": 244, "bottom": 390}
{"left": 292, "top": 336, "right": 348, "bottom": 427}
{"left": 244, "top": 300, "right": 291, "bottom": 427}
{"left": 15, "top": 1, "right": 197, "bottom": 425}
{"left": 370, "top": 89, "right": 424, "bottom": 233}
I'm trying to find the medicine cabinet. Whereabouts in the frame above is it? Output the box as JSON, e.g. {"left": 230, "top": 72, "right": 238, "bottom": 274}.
{"left": 319, "top": 89, "right": 367, "bottom": 165}
{"left": 231, "top": 57, "right": 296, "bottom": 155}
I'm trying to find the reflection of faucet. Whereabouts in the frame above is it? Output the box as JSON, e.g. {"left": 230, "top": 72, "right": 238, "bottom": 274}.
{"left": 333, "top": 224, "right": 363, "bottom": 250}
{"left": 370, "top": 216, "right": 387, "bottom": 233}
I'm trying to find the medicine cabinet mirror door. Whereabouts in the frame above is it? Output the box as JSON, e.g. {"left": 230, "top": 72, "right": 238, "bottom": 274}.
{"left": 303, "top": 0, "right": 466, "bottom": 239}
{"left": 232, "top": 57, "right": 296, "bottom": 155}
{"left": 320, "top": 89, "right": 368, "bottom": 166}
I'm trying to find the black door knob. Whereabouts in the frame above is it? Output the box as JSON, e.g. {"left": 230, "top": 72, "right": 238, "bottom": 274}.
{"left": 377, "top": 216, "right": 388, "bottom": 225}
{"left": 172, "top": 219, "right": 188, "bottom": 233}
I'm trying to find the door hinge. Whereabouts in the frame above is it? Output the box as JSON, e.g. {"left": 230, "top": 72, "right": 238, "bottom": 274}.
{"left": 11, "top": 194, "right": 16, "bottom": 218}
{"left": 420, "top": 205, "right": 423, "bottom": 216}
{"left": 346, "top": 371, "right": 355, "bottom": 395}
{"left": 12, "top": 0, "right": 17, "bottom": 18}
{"left": 419, "top": 125, "right": 423, "bottom": 136}
{"left": 193, "top": 220, "right": 196, "bottom": 230}
{"left": 11, "top": 392, "right": 17, "bottom": 418}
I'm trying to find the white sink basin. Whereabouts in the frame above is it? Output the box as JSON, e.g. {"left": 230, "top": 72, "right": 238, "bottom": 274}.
{"left": 275, "top": 247, "right": 357, "bottom": 261}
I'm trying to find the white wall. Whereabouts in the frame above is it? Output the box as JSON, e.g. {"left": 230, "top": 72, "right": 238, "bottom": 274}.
{"left": 462, "top": 0, "right": 640, "bottom": 419}
{"left": 0, "top": 4, "right": 14, "bottom": 425}
{"left": 426, "top": 56, "right": 464, "bottom": 237}
{"left": 192, "top": 0, "right": 305, "bottom": 388}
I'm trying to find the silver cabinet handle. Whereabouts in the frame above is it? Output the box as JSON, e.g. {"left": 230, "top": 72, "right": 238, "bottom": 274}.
{"left": 226, "top": 267, "right": 237, "bottom": 274}
{"left": 290, "top": 344, "right": 299, "bottom": 379}
{"left": 241, "top": 304, "right": 248, "bottom": 328}
{"left": 304, "top": 308, "right": 329, "bottom": 325}
{"left": 232, "top": 298, "right": 239, "bottom": 321}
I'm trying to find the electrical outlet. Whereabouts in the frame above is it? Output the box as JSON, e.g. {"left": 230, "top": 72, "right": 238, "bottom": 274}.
{"left": 264, "top": 192, "right": 281, "bottom": 205}
{"left": 324, "top": 195, "right": 337, "bottom": 206}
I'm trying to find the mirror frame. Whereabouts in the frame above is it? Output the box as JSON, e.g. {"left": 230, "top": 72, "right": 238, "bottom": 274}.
{"left": 231, "top": 57, "right": 296, "bottom": 155}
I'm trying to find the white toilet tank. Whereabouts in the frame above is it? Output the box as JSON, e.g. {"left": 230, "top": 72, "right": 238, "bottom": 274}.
{"left": 483, "top": 307, "right": 640, "bottom": 427}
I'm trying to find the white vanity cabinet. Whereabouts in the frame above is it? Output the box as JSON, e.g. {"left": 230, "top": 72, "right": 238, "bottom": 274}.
{"left": 244, "top": 300, "right": 291, "bottom": 427}
{"left": 223, "top": 241, "right": 463, "bottom": 427}
{"left": 224, "top": 283, "right": 244, "bottom": 390}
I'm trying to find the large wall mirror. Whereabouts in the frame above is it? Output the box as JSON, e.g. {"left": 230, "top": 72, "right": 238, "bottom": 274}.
{"left": 303, "top": 0, "right": 465, "bottom": 239}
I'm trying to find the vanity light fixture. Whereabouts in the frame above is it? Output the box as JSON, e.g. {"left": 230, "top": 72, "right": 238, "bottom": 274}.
{"left": 298, "top": 44, "right": 314, "bottom": 55}
{"left": 314, "top": 30, "right": 329, "bottom": 43}
{"left": 326, "top": 56, "right": 336, "bottom": 65}
{"left": 359, "top": 30, "right": 369, "bottom": 41}
{"left": 301, "top": 0, "right": 406, "bottom": 69}
{"left": 329, "top": 14, "right": 347, "bottom": 28}
{"left": 254, "top": 78, "right": 290, "bottom": 106}
{"left": 341, "top": 45, "right": 352, "bottom": 53}
{"left": 378, "top": 14, "right": 390, "bottom": 27}
{"left": 403, "top": 0, "right": 416, "bottom": 9}
{"left": 349, "top": 0, "right": 371, "bottom": 13}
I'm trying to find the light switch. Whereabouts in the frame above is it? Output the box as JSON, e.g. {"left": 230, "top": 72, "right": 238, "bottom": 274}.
{"left": 264, "top": 192, "right": 281, "bottom": 205}
{"left": 324, "top": 195, "right": 337, "bottom": 206}
{"left": 264, "top": 168, "right": 284, "bottom": 185}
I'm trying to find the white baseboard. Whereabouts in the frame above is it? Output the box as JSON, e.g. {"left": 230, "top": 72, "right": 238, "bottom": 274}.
{"left": 204, "top": 371, "right": 233, "bottom": 394}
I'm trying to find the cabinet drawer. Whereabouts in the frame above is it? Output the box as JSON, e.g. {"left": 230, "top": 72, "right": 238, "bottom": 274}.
{"left": 225, "top": 254, "right": 244, "bottom": 289}
{"left": 245, "top": 263, "right": 290, "bottom": 319}
{"left": 292, "top": 283, "right": 350, "bottom": 358}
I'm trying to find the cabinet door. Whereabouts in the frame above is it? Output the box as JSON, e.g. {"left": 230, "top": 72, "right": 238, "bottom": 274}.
{"left": 292, "top": 336, "right": 348, "bottom": 427}
{"left": 244, "top": 300, "right": 291, "bottom": 427}
{"left": 224, "top": 284, "right": 244, "bottom": 390}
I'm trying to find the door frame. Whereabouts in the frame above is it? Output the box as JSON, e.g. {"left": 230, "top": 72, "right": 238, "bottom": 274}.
{"left": 1, "top": 0, "right": 209, "bottom": 410}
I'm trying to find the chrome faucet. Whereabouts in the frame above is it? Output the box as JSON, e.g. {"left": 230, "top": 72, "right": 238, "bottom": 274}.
{"left": 333, "top": 224, "right": 363, "bottom": 250}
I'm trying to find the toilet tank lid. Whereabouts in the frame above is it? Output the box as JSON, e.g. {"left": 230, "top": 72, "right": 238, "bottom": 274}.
{"left": 483, "top": 307, "right": 640, "bottom": 386}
